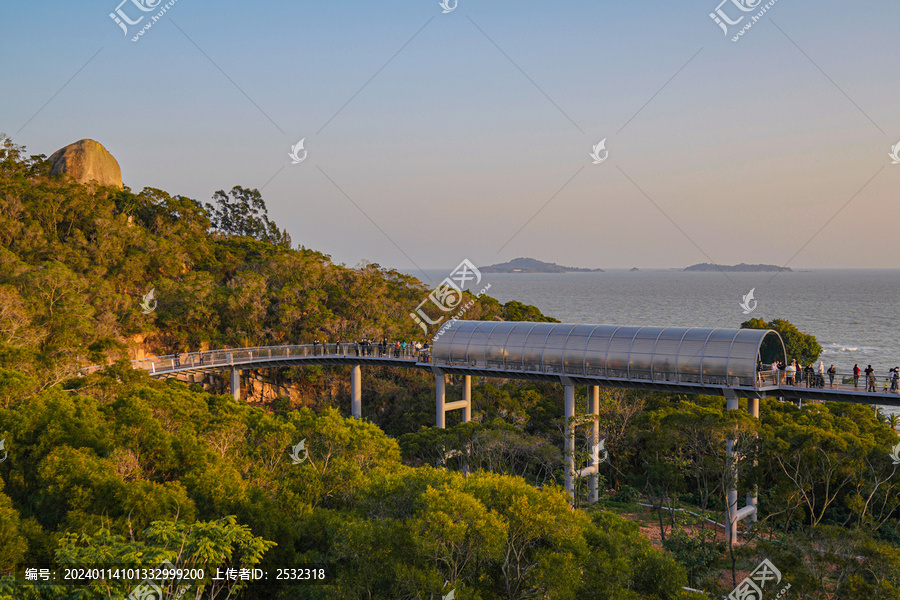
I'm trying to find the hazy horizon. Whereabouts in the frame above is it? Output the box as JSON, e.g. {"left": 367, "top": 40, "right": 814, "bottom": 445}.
{"left": 4, "top": 0, "right": 900, "bottom": 273}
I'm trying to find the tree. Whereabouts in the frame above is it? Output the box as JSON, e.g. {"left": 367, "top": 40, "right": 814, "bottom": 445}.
{"left": 742, "top": 317, "right": 821, "bottom": 363}
{"left": 414, "top": 486, "right": 506, "bottom": 586}
{"left": 205, "top": 186, "right": 291, "bottom": 248}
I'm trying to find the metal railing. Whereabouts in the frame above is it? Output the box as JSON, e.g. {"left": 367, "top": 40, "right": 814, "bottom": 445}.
{"left": 81, "top": 345, "right": 900, "bottom": 395}
{"left": 762, "top": 368, "right": 900, "bottom": 393}
{"left": 435, "top": 357, "right": 762, "bottom": 387}
{"left": 81, "top": 343, "right": 431, "bottom": 377}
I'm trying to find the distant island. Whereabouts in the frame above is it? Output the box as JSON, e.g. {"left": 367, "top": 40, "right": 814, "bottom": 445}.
{"left": 629, "top": 267, "right": 640, "bottom": 272}
{"left": 683, "top": 263, "right": 791, "bottom": 272}
{"left": 481, "top": 257, "right": 604, "bottom": 273}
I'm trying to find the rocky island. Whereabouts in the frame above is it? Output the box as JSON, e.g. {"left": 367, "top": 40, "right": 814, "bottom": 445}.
{"left": 480, "top": 257, "right": 604, "bottom": 273}
{"left": 683, "top": 262, "right": 791, "bottom": 272}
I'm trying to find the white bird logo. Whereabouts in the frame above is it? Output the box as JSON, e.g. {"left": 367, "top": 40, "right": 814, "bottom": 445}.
{"left": 0, "top": 439, "right": 7, "bottom": 463}
{"left": 140, "top": 288, "right": 158, "bottom": 314}
{"left": 289, "top": 139, "right": 307, "bottom": 164}
{"left": 590, "top": 139, "right": 608, "bottom": 164}
{"left": 890, "top": 142, "right": 900, "bottom": 165}
{"left": 439, "top": 0, "right": 457, "bottom": 13}
{"left": 591, "top": 439, "right": 608, "bottom": 464}
{"left": 740, "top": 288, "right": 758, "bottom": 314}
{"left": 289, "top": 439, "right": 308, "bottom": 464}
{"left": 442, "top": 589, "right": 455, "bottom": 600}
{"left": 890, "top": 442, "right": 900, "bottom": 465}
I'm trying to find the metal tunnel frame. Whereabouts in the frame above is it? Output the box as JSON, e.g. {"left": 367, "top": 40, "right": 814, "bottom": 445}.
{"left": 432, "top": 321, "right": 785, "bottom": 388}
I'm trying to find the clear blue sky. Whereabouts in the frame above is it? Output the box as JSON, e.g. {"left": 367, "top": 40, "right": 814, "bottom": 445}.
{"left": 3, "top": 0, "right": 899, "bottom": 272}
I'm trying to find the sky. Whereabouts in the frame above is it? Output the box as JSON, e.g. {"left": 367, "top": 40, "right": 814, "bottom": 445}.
{"left": 3, "top": 0, "right": 900, "bottom": 276}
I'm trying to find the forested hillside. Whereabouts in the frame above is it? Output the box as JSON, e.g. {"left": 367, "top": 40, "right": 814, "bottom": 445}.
{"left": 0, "top": 136, "right": 551, "bottom": 391}
{"left": 2, "top": 136, "right": 900, "bottom": 600}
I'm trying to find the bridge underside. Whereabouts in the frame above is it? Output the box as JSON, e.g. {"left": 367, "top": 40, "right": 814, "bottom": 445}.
{"left": 776, "top": 386, "right": 900, "bottom": 407}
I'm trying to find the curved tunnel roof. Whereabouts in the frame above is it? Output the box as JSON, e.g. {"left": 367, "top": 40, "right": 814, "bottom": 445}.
{"left": 432, "top": 321, "right": 785, "bottom": 387}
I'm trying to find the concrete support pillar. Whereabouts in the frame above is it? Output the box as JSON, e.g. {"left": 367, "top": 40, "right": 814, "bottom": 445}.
{"left": 725, "top": 391, "right": 740, "bottom": 546}
{"left": 462, "top": 375, "right": 471, "bottom": 423}
{"left": 351, "top": 365, "right": 361, "bottom": 419}
{"left": 230, "top": 368, "right": 240, "bottom": 401}
{"left": 748, "top": 397, "right": 759, "bottom": 418}
{"left": 564, "top": 384, "right": 575, "bottom": 501}
{"left": 748, "top": 397, "right": 760, "bottom": 522}
{"left": 436, "top": 373, "right": 446, "bottom": 429}
{"left": 589, "top": 385, "right": 600, "bottom": 504}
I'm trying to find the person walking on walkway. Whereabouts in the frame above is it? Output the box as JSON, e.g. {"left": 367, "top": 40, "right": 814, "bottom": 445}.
{"left": 892, "top": 368, "right": 899, "bottom": 393}
{"left": 786, "top": 362, "right": 795, "bottom": 386}
{"left": 827, "top": 364, "right": 836, "bottom": 388}
{"left": 865, "top": 365, "right": 876, "bottom": 392}
{"left": 853, "top": 364, "right": 861, "bottom": 388}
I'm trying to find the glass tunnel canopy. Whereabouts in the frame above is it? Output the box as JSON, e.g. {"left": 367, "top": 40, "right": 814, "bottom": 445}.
{"left": 431, "top": 321, "right": 786, "bottom": 387}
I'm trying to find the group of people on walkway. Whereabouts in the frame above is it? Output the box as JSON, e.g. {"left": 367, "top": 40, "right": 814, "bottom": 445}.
{"left": 352, "top": 339, "right": 426, "bottom": 358}
{"left": 763, "top": 360, "right": 900, "bottom": 392}
{"left": 309, "top": 339, "right": 428, "bottom": 359}
{"left": 853, "top": 364, "right": 900, "bottom": 393}
{"left": 768, "top": 360, "right": 830, "bottom": 388}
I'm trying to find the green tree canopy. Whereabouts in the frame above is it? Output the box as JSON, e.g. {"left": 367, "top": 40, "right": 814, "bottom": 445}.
{"left": 741, "top": 317, "right": 821, "bottom": 363}
{"left": 206, "top": 186, "right": 291, "bottom": 248}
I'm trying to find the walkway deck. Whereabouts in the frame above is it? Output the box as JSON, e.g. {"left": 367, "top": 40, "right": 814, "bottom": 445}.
{"left": 82, "top": 343, "right": 900, "bottom": 407}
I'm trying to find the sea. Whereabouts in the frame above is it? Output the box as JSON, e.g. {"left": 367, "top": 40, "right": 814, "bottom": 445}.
{"left": 416, "top": 268, "right": 900, "bottom": 412}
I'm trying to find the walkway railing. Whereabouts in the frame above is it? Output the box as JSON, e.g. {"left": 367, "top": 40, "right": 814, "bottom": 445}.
{"left": 760, "top": 368, "right": 900, "bottom": 394}
{"left": 436, "top": 357, "right": 763, "bottom": 388}
{"left": 81, "top": 345, "right": 900, "bottom": 396}
{"left": 82, "top": 343, "right": 430, "bottom": 377}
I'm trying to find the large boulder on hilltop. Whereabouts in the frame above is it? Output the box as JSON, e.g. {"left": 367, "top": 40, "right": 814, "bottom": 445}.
{"left": 49, "top": 139, "right": 123, "bottom": 189}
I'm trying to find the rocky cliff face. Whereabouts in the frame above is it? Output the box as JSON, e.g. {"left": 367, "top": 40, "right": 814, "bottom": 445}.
{"left": 49, "top": 139, "right": 123, "bottom": 189}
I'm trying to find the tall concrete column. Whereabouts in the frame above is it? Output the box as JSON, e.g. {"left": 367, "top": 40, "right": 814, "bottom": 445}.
{"left": 747, "top": 397, "right": 760, "bottom": 522}
{"left": 462, "top": 375, "right": 471, "bottom": 423}
{"left": 436, "top": 373, "right": 446, "bottom": 428}
{"left": 351, "top": 365, "right": 362, "bottom": 419}
{"left": 589, "top": 385, "right": 600, "bottom": 504}
{"left": 564, "top": 384, "right": 575, "bottom": 501}
{"left": 725, "top": 391, "right": 739, "bottom": 546}
{"left": 230, "top": 368, "right": 240, "bottom": 401}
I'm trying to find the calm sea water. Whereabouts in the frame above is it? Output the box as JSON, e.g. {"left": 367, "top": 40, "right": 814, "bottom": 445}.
{"left": 419, "top": 268, "right": 900, "bottom": 375}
